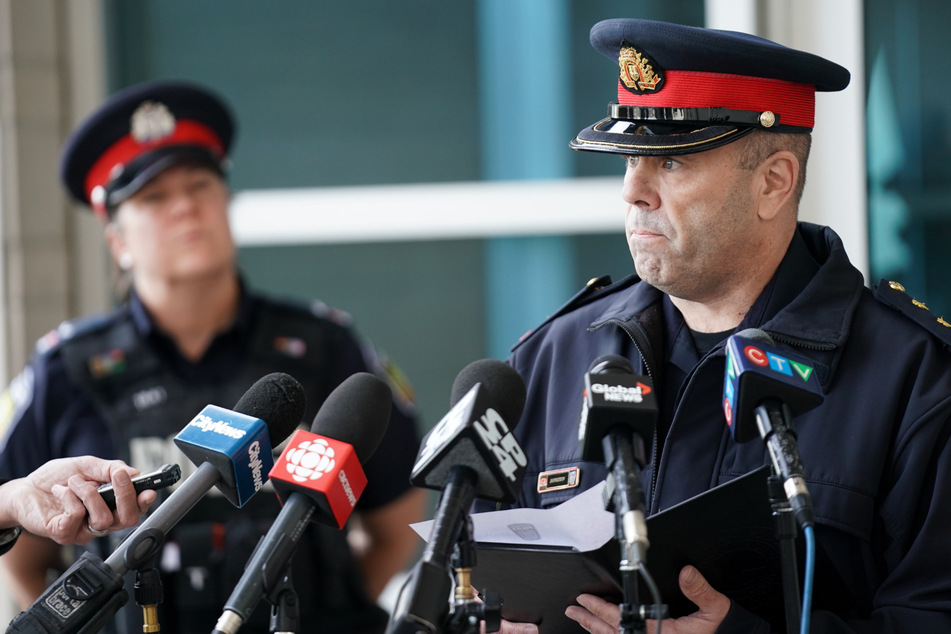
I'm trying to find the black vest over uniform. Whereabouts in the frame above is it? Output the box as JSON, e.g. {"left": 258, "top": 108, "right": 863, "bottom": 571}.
{"left": 60, "top": 300, "right": 389, "bottom": 634}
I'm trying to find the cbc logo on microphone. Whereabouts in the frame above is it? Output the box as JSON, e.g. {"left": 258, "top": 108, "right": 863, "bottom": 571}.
{"left": 282, "top": 438, "right": 336, "bottom": 483}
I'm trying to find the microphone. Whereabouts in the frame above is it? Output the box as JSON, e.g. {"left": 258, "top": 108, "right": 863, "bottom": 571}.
{"left": 579, "top": 354, "right": 657, "bottom": 568}
{"left": 388, "top": 359, "right": 527, "bottom": 634}
{"left": 212, "top": 372, "right": 392, "bottom": 634}
{"left": 411, "top": 359, "right": 528, "bottom": 502}
{"left": 5, "top": 373, "right": 306, "bottom": 634}
{"left": 721, "top": 329, "right": 823, "bottom": 527}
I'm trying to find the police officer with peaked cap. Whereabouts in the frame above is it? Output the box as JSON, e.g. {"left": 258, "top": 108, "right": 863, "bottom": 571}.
{"left": 0, "top": 79, "right": 427, "bottom": 634}
{"left": 476, "top": 19, "right": 951, "bottom": 634}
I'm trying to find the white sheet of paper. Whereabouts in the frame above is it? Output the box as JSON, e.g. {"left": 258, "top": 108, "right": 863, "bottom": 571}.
{"left": 410, "top": 481, "right": 614, "bottom": 552}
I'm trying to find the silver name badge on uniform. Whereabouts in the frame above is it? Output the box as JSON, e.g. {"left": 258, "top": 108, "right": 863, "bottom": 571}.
{"left": 537, "top": 467, "right": 580, "bottom": 493}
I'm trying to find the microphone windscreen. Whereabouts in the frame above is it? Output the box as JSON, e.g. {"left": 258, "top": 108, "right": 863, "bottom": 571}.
{"left": 735, "top": 328, "right": 775, "bottom": 345}
{"left": 449, "top": 359, "right": 527, "bottom": 429}
{"left": 310, "top": 372, "right": 392, "bottom": 464}
{"left": 234, "top": 372, "right": 307, "bottom": 447}
{"left": 589, "top": 354, "right": 634, "bottom": 374}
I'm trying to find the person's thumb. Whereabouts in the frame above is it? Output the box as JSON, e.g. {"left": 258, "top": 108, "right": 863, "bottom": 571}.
{"left": 679, "top": 565, "right": 728, "bottom": 617}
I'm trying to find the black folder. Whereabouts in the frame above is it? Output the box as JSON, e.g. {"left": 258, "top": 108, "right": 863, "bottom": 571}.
{"left": 470, "top": 466, "right": 785, "bottom": 633}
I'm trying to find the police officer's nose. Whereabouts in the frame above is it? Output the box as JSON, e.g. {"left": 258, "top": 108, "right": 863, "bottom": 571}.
{"left": 622, "top": 157, "right": 660, "bottom": 211}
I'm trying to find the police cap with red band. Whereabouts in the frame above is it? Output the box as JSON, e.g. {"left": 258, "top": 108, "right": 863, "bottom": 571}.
{"left": 570, "top": 19, "right": 851, "bottom": 156}
{"left": 60, "top": 79, "right": 235, "bottom": 217}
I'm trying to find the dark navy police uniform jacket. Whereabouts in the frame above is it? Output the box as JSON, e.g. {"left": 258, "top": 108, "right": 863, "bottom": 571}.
{"left": 0, "top": 281, "right": 420, "bottom": 634}
{"left": 476, "top": 223, "right": 951, "bottom": 633}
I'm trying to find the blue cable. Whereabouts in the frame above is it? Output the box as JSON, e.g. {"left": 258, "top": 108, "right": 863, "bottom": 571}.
{"left": 801, "top": 525, "right": 815, "bottom": 634}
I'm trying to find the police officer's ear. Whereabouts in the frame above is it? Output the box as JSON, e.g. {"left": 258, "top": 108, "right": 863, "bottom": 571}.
{"left": 753, "top": 149, "right": 799, "bottom": 222}
{"left": 103, "top": 220, "right": 132, "bottom": 272}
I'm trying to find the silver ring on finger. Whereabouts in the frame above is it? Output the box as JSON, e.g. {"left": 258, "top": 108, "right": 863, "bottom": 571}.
{"left": 87, "top": 523, "right": 109, "bottom": 537}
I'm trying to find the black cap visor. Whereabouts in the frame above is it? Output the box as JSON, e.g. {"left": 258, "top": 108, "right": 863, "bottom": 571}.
{"left": 570, "top": 116, "right": 756, "bottom": 156}
{"left": 104, "top": 145, "right": 224, "bottom": 212}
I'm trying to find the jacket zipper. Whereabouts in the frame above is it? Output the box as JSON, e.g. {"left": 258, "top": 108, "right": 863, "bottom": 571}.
{"left": 767, "top": 331, "right": 837, "bottom": 352}
{"left": 589, "top": 318, "right": 660, "bottom": 508}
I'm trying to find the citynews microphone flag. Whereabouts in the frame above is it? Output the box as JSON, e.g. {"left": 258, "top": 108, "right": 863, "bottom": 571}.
{"left": 173, "top": 404, "right": 273, "bottom": 507}
{"left": 268, "top": 430, "right": 367, "bottom": 529}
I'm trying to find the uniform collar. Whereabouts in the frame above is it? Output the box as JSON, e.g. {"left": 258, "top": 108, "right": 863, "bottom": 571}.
{"left": 738, "top": 226, "right": 820, "bottom": 330}
{"left": 753, "top": 223, "right": 864, "bottom": 349}
{"left": 128, "top": 274, "right": 255, "bottom": 342}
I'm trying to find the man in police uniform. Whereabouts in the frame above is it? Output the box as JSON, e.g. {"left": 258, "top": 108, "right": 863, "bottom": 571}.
{"left": 479, "top": 19, "right": 951, "bottom": 633}
{"left": 0, "top": 80, "right": 426, "bottom": 633}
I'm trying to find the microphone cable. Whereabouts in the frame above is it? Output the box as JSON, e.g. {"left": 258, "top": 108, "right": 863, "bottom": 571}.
{"left": 801, "top": 524, "right": 816, "bottom": 634}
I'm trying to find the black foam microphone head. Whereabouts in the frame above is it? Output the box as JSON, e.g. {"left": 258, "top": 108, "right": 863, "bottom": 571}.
{"left": 735, "top": 328, "right": 774, "bottom": 346}
{"left": 413, "top": 359, "right": 528, "bottom": 502}
{"left": 234, "top": 372, "right": 307, "bottom": 447}
{"left": 580, "top": 354, "right": 657, "bottom": 462}
{"left": 310, "top": 372, "right": 393, "bottom": 464}
{"left": 589, "top": 354, "right": 635, "bottom": 375}
{"left": 449, "top": 359, "right": 527, "bottom": 428}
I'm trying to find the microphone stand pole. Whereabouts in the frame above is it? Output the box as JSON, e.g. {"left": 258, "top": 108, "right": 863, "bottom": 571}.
{"left": 386, "top": 466, "right": 503, "bottom": 634}
{"left": 602, "top": 430, "right": 650, "bottom": 634}
{"left": 768, "top": 475, "right": 802, "bottom": 634}
{"left": 386, "top": 466, "right": 477, "bottom": 634}
{"left": 445, "top": 516, "right": 501, "bottom": 634}
{"left": 266, "top": 560, "right": 300, "bottom": 634}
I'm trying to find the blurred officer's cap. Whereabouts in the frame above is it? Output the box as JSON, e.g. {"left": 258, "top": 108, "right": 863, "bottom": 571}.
{"left": 570, "top": 19, "right": 850, "bottom": 157}
{"left": 60, "top": 79, "right": 235, "bottom": 218}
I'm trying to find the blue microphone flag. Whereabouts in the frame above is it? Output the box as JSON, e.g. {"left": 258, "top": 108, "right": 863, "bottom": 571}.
{"left": 174, "top": 404, "right": 272, "bottom": 507}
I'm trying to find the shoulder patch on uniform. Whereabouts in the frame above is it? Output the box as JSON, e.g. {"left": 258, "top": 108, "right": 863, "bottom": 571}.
{"left": 512, "top": 274, "right": 639, "bottom": 352}
{"left": 873, "top": 279, "right": 951, "bottom": 348}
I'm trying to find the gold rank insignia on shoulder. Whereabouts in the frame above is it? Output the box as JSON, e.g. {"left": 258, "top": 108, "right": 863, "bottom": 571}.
{"left": 537, "top": 467, "right": 580, "bottom": 493}
{"left": 875, "top": 280, "right": 951, "bottom": 346}
{"left": 618, "top": 43, "right": 664, "bottom": 93}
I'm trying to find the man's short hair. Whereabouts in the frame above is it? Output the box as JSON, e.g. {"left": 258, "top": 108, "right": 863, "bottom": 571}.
{"left": 736, "top": 130, "right": 813, "bottom": 205}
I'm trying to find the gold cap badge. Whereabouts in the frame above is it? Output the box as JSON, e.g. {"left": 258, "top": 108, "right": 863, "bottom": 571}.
{"left": 618, "top": 44, "right": 664, "bottom": 94}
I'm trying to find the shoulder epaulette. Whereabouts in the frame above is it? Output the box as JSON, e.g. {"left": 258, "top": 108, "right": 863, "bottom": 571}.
{"left": 308, "top": 300, "right": 353, "bottom": 328}
{"left": 873, "top": 279, "right": 951, "bottom": 349}
{"left": 258, "top": 293, "right": 354, "bottom": 328}
{"left": 512, "top": 274, "right": 639, "bottom": 352}
{"left": 35, "top": 310, "right": 124, "bottom": 355}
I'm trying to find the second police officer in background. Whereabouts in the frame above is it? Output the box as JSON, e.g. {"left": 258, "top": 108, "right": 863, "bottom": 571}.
{"left": 0, "top": 80, "right": 426, "bottom": 633}
{"left": 477, "top": 18, "right": 951, "bottom": 634}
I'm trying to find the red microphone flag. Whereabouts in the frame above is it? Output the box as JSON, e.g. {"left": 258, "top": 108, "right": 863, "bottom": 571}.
{"left": 268, "top": 429, "right": 367, "bottom": 528}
